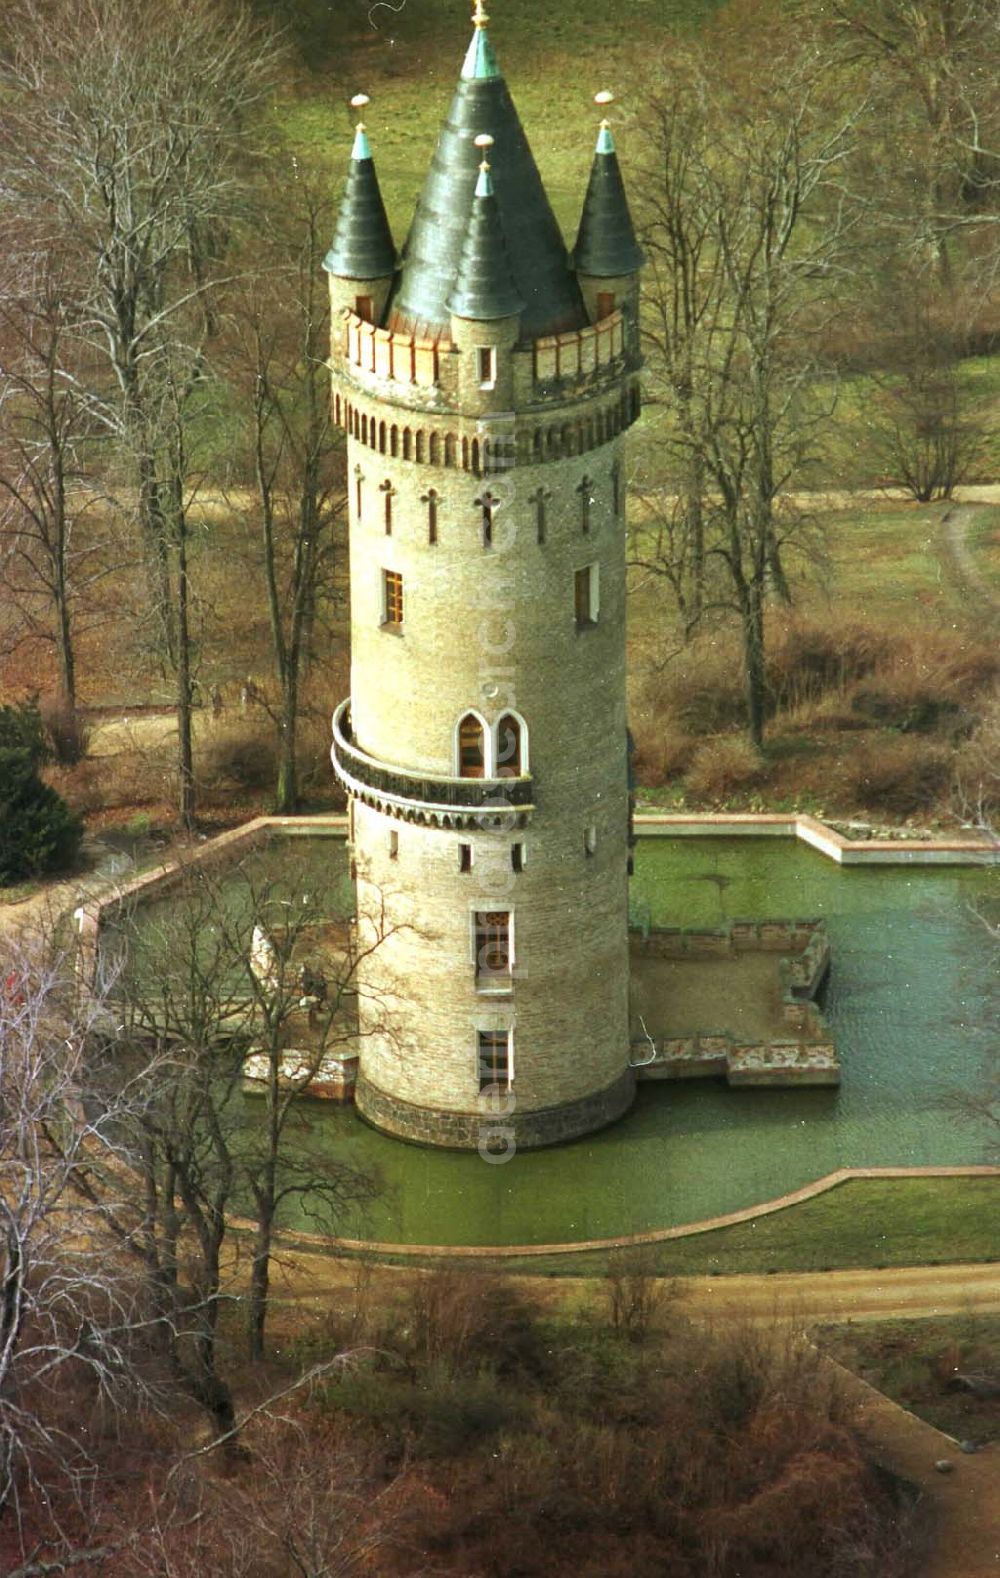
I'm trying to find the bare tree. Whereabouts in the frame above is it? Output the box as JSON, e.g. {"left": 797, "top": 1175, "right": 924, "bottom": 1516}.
{"left": 108, "top": 848, "right": 380, "bottom": 1366}
{"left": 0, "top": 0, "right": 278, "bottom": 633}
{"left": 636, "top": 48, "right": 860, "bottom": 745}
{"left": 0, "top": 271, "right": 116, "bottom": 735}
{"left": 0, "top": 933, "right": 160, "bottom": 1558}
{"left": 823, "top": 0, "right": 1000, "bottom": 286}
{"left": 865, "top": 281, "right": 982, "bottom": 500}
{"left": 0, "top": 0, "right": 281, "bottom": 823}
{"left": 224, "top": 185, "right": 347, "bottom": 813}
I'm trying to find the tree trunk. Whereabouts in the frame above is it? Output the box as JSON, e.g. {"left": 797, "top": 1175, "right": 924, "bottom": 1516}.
{"left": 248, "top": 1203, "right": 273, "bottom": 1363}
{"left": 173, "top": 500, "right": 196, "bottom": 831}
{"left": 740, "top": 580, "right": 767, "bottom": 749}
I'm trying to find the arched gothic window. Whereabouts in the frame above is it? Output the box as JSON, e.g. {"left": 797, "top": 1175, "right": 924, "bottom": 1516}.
{"left": 495, "top": 713, "right": 525, "bottom": 777}
{"left": 458, "top": 713, "right": 486, "bottom": 779}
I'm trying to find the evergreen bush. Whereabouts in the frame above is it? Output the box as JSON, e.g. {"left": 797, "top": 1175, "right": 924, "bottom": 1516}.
{"left": 0, "top": 746, "right": 83, "bottom": 884}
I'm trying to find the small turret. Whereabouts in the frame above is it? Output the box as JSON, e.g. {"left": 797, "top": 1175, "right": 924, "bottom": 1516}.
{"left": 324, "top": 96, "right": 397, "bottom": 325}
{"left": 448, "top": 135, "right": 522, "bottom": 411}
{"left": 573, "top": 93, "right": 644, "bottom": 348}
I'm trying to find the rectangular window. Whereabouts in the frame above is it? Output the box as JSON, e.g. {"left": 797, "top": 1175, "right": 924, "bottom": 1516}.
{"left": 459, "top": 842, "right": 473, "bottom": 873}
{"left": 596, "top": 291, "right": 615, "bottom": 320}
{"left": 574, "top": 563, "right": 599, "bottom": 628}
{"left": 477, "top": 346, "right": 496, "bottom": 388}
{"left": 478, "top": 1029, "right": 512, "bottom": 1093}
{"left": 511, "top": 842, "right": 524, "bottom": 873}
{"left": 474, "top": 910, "right": 512, "bottom": 989}
{"left": 382, "top": 568, "right": 403, "bottom": 628}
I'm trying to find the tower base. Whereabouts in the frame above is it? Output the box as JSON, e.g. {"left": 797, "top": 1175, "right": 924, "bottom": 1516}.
{"left": 355, "top": 1067, "right": 636, "bottom": 1151}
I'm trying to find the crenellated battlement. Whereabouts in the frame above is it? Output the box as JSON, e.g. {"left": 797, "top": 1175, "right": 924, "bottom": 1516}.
{"left": 335, "top": 307, "right": 633, "bottom": 418}
{"left": 533, "top": 314, "right": 625, "bottom": 385}
{"left": 344, "top": 312, "right": 449, "bottom": 390}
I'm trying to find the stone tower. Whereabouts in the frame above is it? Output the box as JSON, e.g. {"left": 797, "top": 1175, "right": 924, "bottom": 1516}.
{"left": 325, "top": 4, "right": 644, "bottom": 1151}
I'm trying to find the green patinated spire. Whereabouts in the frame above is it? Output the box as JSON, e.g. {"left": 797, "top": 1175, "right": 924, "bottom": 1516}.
{"left": 323, "top": 105, "right": 397, "bottom": 282}
{"left": 386, "top": 5, "right": 585, "bottom": 339}
{"left": 573, "top": 97, "right": 645, "bottom": 278}
{"left": 462, "top": 0, "right": 500, "bottom": 79}
{"left": 447, "top": 142, "right": 524, "bottom": 320}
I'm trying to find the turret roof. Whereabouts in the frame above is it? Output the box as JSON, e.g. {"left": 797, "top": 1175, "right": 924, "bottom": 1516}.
{"left": 323, "top": 121, "right": 397, "bottom": 281}
{"left": 387, "top": 11, "right": 584, "bottom": 339}
{"left": 572, "top": 120, "right": 644, "bottom": 279}
{"left": 447, "top": 157, "right": 524, "bottom": 321}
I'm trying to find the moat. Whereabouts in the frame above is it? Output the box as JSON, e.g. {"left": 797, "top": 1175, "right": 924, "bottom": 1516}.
{"left": 100, "top": 827, "right": 997, "bottom": 1248}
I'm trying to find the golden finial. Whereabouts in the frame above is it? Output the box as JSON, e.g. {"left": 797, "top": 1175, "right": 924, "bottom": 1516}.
{"left": 472, "top": 0, "right": 490, "bottom": 28}
{"left": 595, "top": 89, "right": 614, "bottom": 130}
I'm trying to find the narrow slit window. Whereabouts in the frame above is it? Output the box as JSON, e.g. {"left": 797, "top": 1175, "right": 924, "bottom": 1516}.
{"left": 476, "top": 490, "right": 497, "bottom": 549}
{"left": 584, "top": 825, "right": 597, "bottom": 857}
{"left": 477, "top": 346, "right": 496, "bottom": 388}
{"left": 478, "top": 1029, "right": 511, "bottom": 1092}
{"left": 511, "top": 842, "right": 524, "bottom": 873}
{"left": 422, "top": 487, "right": 439, "bottom": 545}
{"left": 611, "top": 460, "right": 622, "bottom": 517}
{"left": 380, "top": 480, "right": 394, "bottom": 535}
{"left": 388, "top": 828, "right": 399, "bottom": 859}
{"left": 532, "top": 486, "right": 549, "bottom": 545}
{"left": 382, "top": 568, "right": 403, "bottom": 627}
{"left": 458, "top": 714, "right": 486, "bottom": 778}
{"left": 475, "top": 910, "right": 511, "bottom": 986}
{"left": 577, "top": 474, "right": 594, "bottom": 534}
{"left": 354, "top": 466, "right": 364, "bottom": 518}
{"left": 459, "top": 842, "right": 473, "bottom": 873}
{"left": 574, "top": 563, "right": 599, "bottom": 628}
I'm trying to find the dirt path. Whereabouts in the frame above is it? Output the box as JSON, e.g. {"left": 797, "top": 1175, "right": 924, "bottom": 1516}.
{"left": 940, "top": 504, "right": 1000, "bottom": 630}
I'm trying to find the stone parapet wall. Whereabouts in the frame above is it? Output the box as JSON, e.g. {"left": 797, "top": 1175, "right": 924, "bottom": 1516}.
{"left": 355, "top": 1067, "right": 635, "bottom": 1150}
{"left": 635, "top": 1034, "right": 838, "bottom": 1086}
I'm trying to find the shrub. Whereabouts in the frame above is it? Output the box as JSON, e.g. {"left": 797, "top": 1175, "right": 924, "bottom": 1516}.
{"left": 38, "top": 693, "right": 88, "bottom": 765}
{"left": 0, "top": 699, "right": 48, "bottom": 766}
{"left": 767, "top": 619, "right": 890, "bottom": 712}
{"left": 684, "top": 735, "right": 766, "bottom": 802}
{"left": 841, "top": 736, "right": 952, "bottom": 817}
{"left": 603, "top": 1246, "right": 675, "bottom": 1344}
{"left": 0, "top": 748, "right": 83, "bottom": 883}
{"left": 400, "top": 1268, "right": 540, "bottom": 1379}
{"left": 198, "top": 722, "right": 277, "bottom": 795}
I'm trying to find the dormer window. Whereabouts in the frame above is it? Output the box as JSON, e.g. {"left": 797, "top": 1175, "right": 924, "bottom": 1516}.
{"left": 596, "top": 291, "right": 615, "bottom": 320}
{"left": 477, "top": 346, "right": 497, "bottom": 389}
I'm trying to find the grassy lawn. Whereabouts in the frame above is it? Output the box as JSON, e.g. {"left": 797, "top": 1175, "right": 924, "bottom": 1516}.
{"left": 815, "top": 1314, "right": 1000, "bottom": 1445}
{"left": 480, "top": 1178, "right": 1000, "bottom": 1276}
{"left": 272, "top": 0, "right": 719, "bottom": 240}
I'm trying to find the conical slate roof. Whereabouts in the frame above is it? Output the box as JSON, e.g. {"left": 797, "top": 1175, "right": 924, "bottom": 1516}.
{"left": 387, "top": 17, "right": 585, "bottom": 340}
{"left": 573, "top": 123, "right": 644, "bottom": 278}
{"left": 447, "top": 161, "right": 524, "bottom": 321}
{"left": 323, "top": 124, "right": 397, "bottom": 281}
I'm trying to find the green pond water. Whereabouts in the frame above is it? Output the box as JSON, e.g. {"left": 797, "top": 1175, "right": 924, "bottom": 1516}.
{"left": 113, "top": 833, "right": 998, "bottom": 1247}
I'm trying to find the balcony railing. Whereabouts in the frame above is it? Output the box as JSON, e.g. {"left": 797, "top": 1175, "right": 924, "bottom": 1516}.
{"left": 331, "top": 700, "right": 534, "bottom": 825}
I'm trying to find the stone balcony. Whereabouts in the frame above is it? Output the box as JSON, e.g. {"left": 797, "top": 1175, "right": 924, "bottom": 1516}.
{"left": 331, "top": 699, "right": 534, "bottom": 829}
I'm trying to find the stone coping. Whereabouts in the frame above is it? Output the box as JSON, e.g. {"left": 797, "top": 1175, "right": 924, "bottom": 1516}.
{"left": 268, "top": 1166, "right": 1000, "bottom": 1262}
{"left": 633, "top": 812, "right": 999, "bottom": 865}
